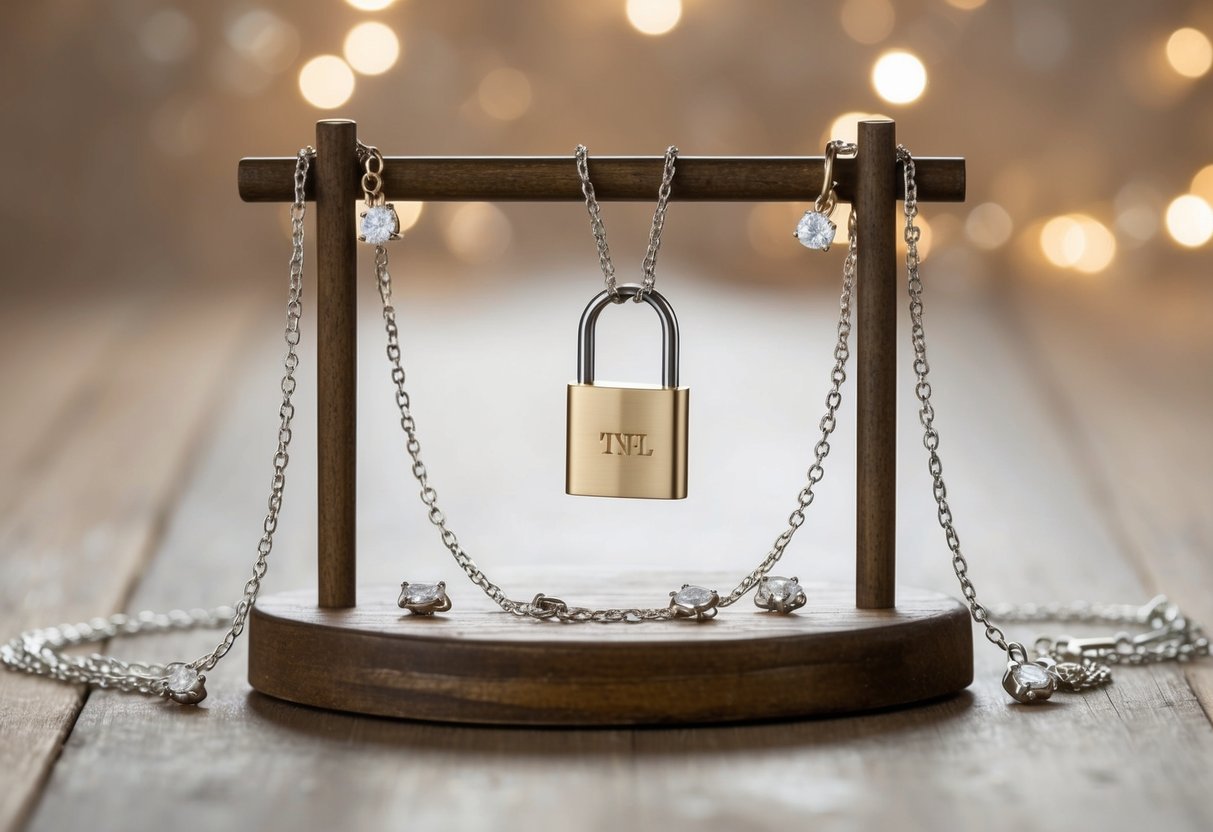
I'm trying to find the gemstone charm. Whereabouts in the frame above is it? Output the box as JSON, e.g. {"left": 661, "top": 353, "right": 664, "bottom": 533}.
{"left": 1002, "top": 657, "right": 1059, "bottom": 703}
{"left": 398, "top": 581, "right": 452, "bottom": 615}
{"left": 753, "top": 575, "right": 806, "bottom": 613}
{"left": 162, "top": 662, "right": 207, "bottom": 705}
{"left": 359, "top": 203, "right": 401, "bottom": 245}
{"left": 795, "top": 210, "right": 837, "bottom": 251}
{"left": 668, "top": 584, "right": 719, "bottom": 620}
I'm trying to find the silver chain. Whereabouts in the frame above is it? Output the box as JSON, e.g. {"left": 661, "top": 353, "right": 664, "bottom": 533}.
{"left": 0, "top": 147, "right": 315, "bottom": 699}
{"left": 898, "top": 145, "right": 1208, "bottom": 680}
{"left": 575, "top": 144, "right": 677, "bottom": 303}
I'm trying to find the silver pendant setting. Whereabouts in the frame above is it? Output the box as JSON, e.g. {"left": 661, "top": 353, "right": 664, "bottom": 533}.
{"left": 359, "top": 203, "right": 402, "bottom": 245}
{"left": 668, "top": 585, "right": 719, "bottom": 620}
{"left": 398, "top": 581, "right": 452, "bottom": 615}
{"left": 162, "top": 662, "right": 207, "bottom": 705}
{"left": 1002, "top": 644, "right": 1060, "bottom": 703}
{"left": 753, "top": 575, "right": 806, "bottom": 613}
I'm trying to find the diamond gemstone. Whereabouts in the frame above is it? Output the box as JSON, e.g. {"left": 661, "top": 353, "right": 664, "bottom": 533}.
{"left": 795, "top": 211, "right": 836, "bottom": 250}
{"left": 404, "top": 583, "right": 443, "bottom": 605}
{"left": 1012, "top": 663, "right": 1053, "bottom": 687}
{"left": 360, "top": 205, "right": 398, "bottom": 244}
{"left": 673, "top": 585, "right": 716, "bottom": 608}
{"left": 166, "top": 664, "right": 199, "bottom": 694}
{"left": 757, "top": 576, "right": 801, "bottom": 604}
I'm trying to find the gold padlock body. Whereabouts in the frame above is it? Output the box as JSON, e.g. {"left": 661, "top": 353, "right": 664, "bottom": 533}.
{"left": 566, "top": 382, "right": 688, "bottom": 499}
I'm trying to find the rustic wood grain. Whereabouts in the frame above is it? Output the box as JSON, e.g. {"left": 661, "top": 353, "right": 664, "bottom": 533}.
{"left": 247, "top": 580, "right": 972, "bottom": 724}
{"left": 237, "top": 155, "right": 967, "bottom": 203}
{"left": 0, "top": 289, "right": 264, "bottom": 832}
{"left": 14, "top": 280, "right": 1212, "bottom": 831}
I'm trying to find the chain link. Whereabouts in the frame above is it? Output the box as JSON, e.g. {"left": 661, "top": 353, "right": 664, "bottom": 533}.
{"left": 0, "top": 147, "right": 315, "bottom": 697}
{"left": 575, "top": 145, "right": 678, "bottom": 303}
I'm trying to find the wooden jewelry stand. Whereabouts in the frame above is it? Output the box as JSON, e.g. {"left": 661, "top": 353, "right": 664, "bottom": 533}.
{"left": 239, "top": 119, "right": 972, "bottom": 725}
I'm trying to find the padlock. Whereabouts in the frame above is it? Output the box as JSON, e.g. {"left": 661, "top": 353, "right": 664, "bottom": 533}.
{"left": 566, "top": 283, "right": 688, "bottom": 499}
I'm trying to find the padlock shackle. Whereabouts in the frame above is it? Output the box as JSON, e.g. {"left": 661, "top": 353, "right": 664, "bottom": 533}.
{"left": 577, "top": 284, "right": 679, "bottom": 387}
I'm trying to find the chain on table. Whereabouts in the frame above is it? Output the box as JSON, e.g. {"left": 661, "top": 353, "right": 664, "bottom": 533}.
{"left": 0, "top": 147, "right": 315, "bottom": 700}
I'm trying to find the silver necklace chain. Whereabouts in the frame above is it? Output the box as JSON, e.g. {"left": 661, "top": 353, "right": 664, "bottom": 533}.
{"left": 1, "top": 142, "right": 1203, "bottom": 704}
{"left": 575, "top": 144, "right": 677, "bottom": 303}
{"left": 897, "top": 145, "right": 1207, "bottom": 686}
{"left": 0, "top": 147, "right": 315, "bottom": 702}
{"left": 372, "top": 139, "right": 857, "bottom": 621}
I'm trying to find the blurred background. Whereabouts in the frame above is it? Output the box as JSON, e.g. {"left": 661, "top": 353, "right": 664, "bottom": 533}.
{"left": 1, "top": 0, "right": 1210, "bottom": 596}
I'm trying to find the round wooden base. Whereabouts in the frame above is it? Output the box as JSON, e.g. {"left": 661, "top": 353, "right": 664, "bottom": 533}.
{"left": 248, "top": 580, "right": 973, "bottom": 725}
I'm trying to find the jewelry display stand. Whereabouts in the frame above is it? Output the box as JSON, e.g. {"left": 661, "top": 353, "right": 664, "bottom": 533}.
{"left": 238, "top": 119, "right": 972, "bottom": 725}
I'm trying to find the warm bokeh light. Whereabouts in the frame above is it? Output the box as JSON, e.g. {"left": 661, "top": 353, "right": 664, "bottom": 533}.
{"left": 1165, "top": 27, "right": 1212, "bottom": 79}
{"left": 298, "top": 55, "right": 356, "bottom": 109}
{"left": 138, "top": 9, "right": 196, "bottom": 64}
{"left": 1040, "top": 214, "right": 1116, "bottom": 273}
{"left": 1189, "top": 164, "right": 1213, "bottom": 204}
{"left": 840, "top": 0, "right": 894, "bottom": 45}
{"left": 872, "top": 51, "right": 926, "bottom": 104}
{"left": 444, "top": 203, "right": 512, "bottom": 263}
{"left": 343, "top": 22, "right": 400, "bottom": 75}
{"left": 345, "top": 0, "right": 396, "bottom": 10}
{"left": 394, "top": 201, "right": 424, "bottom": 234}
{"left": 626, "top": 0, "right": 682, "bottom": 36}
{"left": 824, "top": 111, "right": 888, "bottom": 146}
{"left": 227, "top": 9, "right": 298, "bottom": 73}
{"left": 1165, "top": 195, "right": 1213, "bottom": 247}
{"left": 965, "top": 203, "right": 1013, "bottom": 250}
{"left": 478, "top": 68, "right": 533, "bottom": 121}
{"left": 944, "top": 0, "right": 986, "bottom": 9}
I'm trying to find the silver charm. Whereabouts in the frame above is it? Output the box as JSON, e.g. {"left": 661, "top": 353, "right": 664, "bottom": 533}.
{"left": 397, "top": 581, "right": 452, "bottom": 615}
{"left": 668, "top": 585, "right": 719, "bottom": 620}
{"left": 794, "top": 139, "right": 856, "bottom": 251}
{"left": 753, "top": 576, "right": 806, "bottom": 613}
{"left": 1001, "top": 643, "right": 1059, "bottom": 703}
{"left": 161, "top": 662, "right": 207, "bottom": 705}
{"left": 358, "top": 203, "right": 401, "bottom": 244}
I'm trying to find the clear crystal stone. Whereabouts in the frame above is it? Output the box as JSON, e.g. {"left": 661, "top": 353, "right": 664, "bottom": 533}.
{"left": 1012, "top": 663, "right": 1053, "bottom": 687}
{"left": 403, "top": 583, "right": 443, "bottom": 605}
{"left": 360, "top": 205, "right": 398, "bottom": 244}
{"left": 166, "top": 664, "right": 199, "bottom": 694}
{"left": 673, "top": 585, "right": 716, "bottom": 608}
{"left": 756, "top": 576, "right": 801, "bottom": 605}
{"left": 795, "top": 210, "right": 836, "bottom": 250}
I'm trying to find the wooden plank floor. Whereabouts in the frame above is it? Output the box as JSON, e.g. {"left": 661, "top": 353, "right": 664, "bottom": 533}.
{"left": 1, "top": 272, "right": 1211, "bottom": 831}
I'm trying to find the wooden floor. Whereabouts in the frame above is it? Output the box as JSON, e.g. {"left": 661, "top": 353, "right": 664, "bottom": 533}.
{"left": 1, "top": 271, "right": 1211, "bottom": 831}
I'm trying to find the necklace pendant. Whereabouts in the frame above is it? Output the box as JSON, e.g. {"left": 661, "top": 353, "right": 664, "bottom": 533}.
{"left": 1002, "top": 654, "right": 1060, "bottom": 703}
{"left": 359, "top": 203, "right": 402, "bottom": 245}
{"left": 794, "top": 210, "right": 837, "bottom": 251}
{"left": 753, "top": 576, "right": 806, "bottom": 613}
{"left": 668, "top": 585, "right": 719, "bottom": 620}
{"left": 398, "top": 581, "right": 452, "bottom": 615}
{"left": 162, "top": 662, "right": 207, "bottom": 705}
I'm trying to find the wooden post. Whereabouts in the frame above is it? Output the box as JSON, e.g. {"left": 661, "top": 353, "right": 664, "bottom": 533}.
{"left": 315, "top": 119, "right": 358, "bottom": 608}
{"left": 855, "top": 120, "right": 898, "bottom": 609}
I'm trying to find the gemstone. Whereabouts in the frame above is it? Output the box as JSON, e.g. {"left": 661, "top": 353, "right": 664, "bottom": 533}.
{"left": 1012, "top": 663, "right": 1053, "bottom": 687}
{"left": 166, "top": 663, "right": 200, "bottom": 694}
{"left": 795, "top": 210, "right": 836, "bottom": 250}
{"left": 756, "top": 576, "right": 801, "bottom": 605}
{"left": 403, "top": 583, "right": 443, "bottom": 605}
{"left": 673, "top": 585, "right": 716, "bottom": 608}
{"left": 360, "top": 205, "right": 398, "bottom": 244}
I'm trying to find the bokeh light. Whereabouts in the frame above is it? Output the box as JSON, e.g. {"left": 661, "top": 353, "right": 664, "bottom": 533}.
{"left": 227, "top": 10, "right": 298, "bottom": 74}
{"left": 945, "top": 0, "right": 986, "bottom": 9}
{"left": 1039, "top": 215, "right": 1116, "bottom": 273}
{"left": 840, "top": 0, "right": 894, "bottom": 45}
{"left": 824, "top": 111, "right": 888, "bottom": 146}
{"left": 872, "top": 51, "right": 926, "bottom": 104}
{"left": 1165, "top": 27, "right": 1212, "bottom": 79}
{"left": 965, "top": 203, "right": 1013, "bottom": 250}
{"left": 626, "top": 0, "right": 682, "bottom": 36}
{"left": 343, "top": 22, "right": 400, "bottom": 75}
{"left": 1189, "top": 164, "right": 1213, "bottom": 203}
{"left": 1164, "top": 195, "right": 1213, "bottom": 247}
{"left": 138, "top": 9, "right": 196, "bottom": 64}
{"left": 345, "top": 0, "right": 395, "bottom": 10}
{"left": 394, "top": 201, "right": 424, "bottom": 234}
{"left": 444, "top": 203, "right": 512, "bottom": 263}
{"left": 478, "top": 68, "right": 533, "bottom": 121}
{"left": 298, "top": 55, "right": 356, "bottom": 109}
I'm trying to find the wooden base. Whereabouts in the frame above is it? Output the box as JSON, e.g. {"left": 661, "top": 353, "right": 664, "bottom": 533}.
{"left": 248, "top": 579, "right": 973, "bottom": 725}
